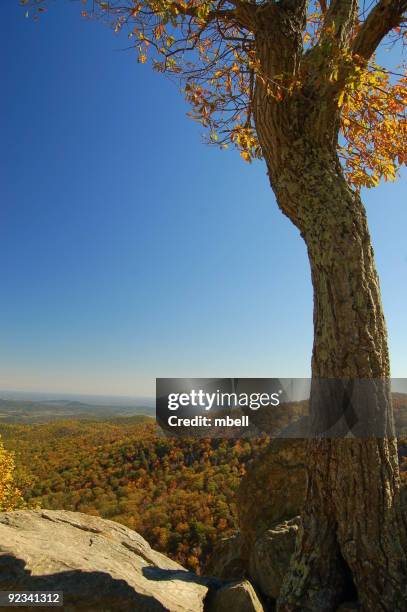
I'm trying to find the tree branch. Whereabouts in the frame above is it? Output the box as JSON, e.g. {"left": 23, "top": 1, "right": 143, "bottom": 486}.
{"left": 318, "top": 0, "right": 327, "bottom": 14}
{"left": 172, "top": 1, "right": 256, "bottom": 31}
{"left": 322, "top": 0, "right": 358, "bottom": 47}
{"left": 352, "top": 0, "right": 407, "bottom": 60}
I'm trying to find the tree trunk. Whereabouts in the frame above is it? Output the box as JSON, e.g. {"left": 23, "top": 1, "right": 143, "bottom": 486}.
{"left": 253, "top": 93, "right": 407, "bottom": 607}
{"left": 276, "top": 166, "right": 407, "bottom": 610}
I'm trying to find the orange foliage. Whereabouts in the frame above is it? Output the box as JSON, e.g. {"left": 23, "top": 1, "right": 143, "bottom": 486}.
{"left": 24, "top": 1, "right": 406, "bottom": 188}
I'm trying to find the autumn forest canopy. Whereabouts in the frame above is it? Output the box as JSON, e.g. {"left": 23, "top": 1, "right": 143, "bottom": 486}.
{"left": 24, "top": 0, "right": 406, "bottom": 188}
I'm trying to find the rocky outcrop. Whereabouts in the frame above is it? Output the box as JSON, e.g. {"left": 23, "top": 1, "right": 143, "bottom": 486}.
{"left": 237, "top": 438, "right": 307, "bottom": 556}
{"left": 203, "top": 533, "right": 245, "bottom": 580}
{"left": 0, "top": 509, "right": 217, "bottom": 611}
{"left": 204, "top": 518, "right": 300, "bottom": 603}
{"left": 203, "top": 438, "right": 307, "bottom": 603}
{"left": 207, "top": 579, "right": 265, "bottom": 612}
{"left": 249, "top": 517, "right": 300, "bottom": 600}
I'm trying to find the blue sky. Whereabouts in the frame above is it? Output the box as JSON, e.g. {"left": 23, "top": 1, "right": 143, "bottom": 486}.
{"left": 1, "top": 2, "right": 406, "bottom": 397}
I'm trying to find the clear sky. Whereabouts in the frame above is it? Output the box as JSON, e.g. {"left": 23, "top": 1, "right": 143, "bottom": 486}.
{"left": 1, "top": 2, "right": 406, "bottom": 398}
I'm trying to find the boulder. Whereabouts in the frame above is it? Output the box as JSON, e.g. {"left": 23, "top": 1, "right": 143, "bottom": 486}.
{"left": 203, "top": 533, "right": 245, "bottom": 580}
{"left": 0, "top": 509, "right": 217, "bottom": 611}
{"left": 237, "top": 438, "right": 307, "bottom": 556}
{"left": 207, "top": 579, "right": 264, "bottom": 612}
{"left": 249, "top": 517, "right": 300, "bottom": 600}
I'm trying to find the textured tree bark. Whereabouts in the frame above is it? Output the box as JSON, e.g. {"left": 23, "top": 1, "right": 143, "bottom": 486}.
{"left": 275, "top": 169, "right": 407, "bottom": 611}
{"left": 252, "top": 57, "right": 407, "bottom": 608}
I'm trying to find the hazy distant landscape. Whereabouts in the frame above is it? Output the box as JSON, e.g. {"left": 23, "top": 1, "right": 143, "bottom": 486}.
{"left": 0, "top": 395, "right": 155, "bottom": 424}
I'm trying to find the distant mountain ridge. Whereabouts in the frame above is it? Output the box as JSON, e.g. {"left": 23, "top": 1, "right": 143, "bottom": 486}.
{"left": 0, "top": 397, "right": 154, "bottom": 424}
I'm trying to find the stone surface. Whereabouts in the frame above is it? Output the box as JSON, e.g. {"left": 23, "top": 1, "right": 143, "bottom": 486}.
{"left": 336, "top": 603, "right": 360, "bottom": 611}
{"left": 237, "top": 438, "right": 307, "bottom": 556}
{"left": 249, "top": 517, "right": 300, "bottom": 600}
{"left": 203, "top": 533, "right": 245, "bottom": 580}
{"left": 207, "top": 579, "right": 264, "bottom": 612}
{"left": 0, "top": 509, "right": 215, "bottom": 611}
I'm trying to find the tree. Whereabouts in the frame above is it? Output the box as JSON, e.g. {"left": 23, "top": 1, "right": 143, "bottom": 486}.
{"left": 24, "top": 1, "right": 406, "bottom": 609}
{"left": 0, "top": 436, "right": 23, "bottom": 511}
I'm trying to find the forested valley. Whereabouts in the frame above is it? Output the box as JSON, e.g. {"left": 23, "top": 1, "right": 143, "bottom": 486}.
{"left": 0, "top": 417, "right": 270, "bottom": 573}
